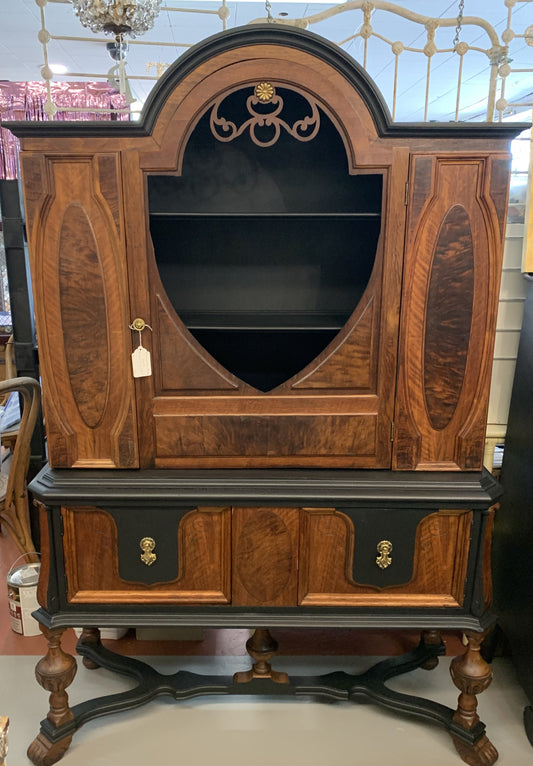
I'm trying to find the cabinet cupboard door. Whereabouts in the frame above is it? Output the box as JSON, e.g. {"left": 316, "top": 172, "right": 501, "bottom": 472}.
{"left": 20, "top": 153, "right": 138, "bottom": 468}
{"left": 394, "top": 155, "right": 510, "bottom": 470}
{"left": 232, "top": 507, "right": 299, "bottom": 606}
{"left": 299, "top": 508, "right": 472, "bottom": 608}
{"left": 61, "top": 506, "right": 231, "bottom": 604}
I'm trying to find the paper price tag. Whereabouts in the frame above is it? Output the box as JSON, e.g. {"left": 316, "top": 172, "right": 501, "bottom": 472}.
{"left": 132, "top": 345, "right": 152, "bottom": 378}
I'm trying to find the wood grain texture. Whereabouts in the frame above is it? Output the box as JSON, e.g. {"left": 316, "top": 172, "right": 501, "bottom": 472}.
{"left": 232, "top": 507, "right": 299, "bottom": 606}
{"left": 154, "top": 414, "right": 377, "bottom": 461}
{"left": 423, "top": 204, "right": 474, "bottom": 430}
{"left": 299, "top": 508, "right": 472, "bottom": 607}
{"left": 24, "top": 155, "right": 138, "bottom": 468}
{"left": 482, "top": 506, "right": 496, "bottom": 612}
{"left": 36, "top": 503, "right": 50, "bottom": 609}
{"left": 155, "top": 293, "right": 239, "bottom": 392}
{"left": 407, "top": 155, "right": 434, "bottom": 236}
{"left": 62, "top": 506, "right": 231, "bottom": 603}
{"left": 59, "top": 203, "right": 109, "bottom": 429}
{"left": 394, "top": 156, "right": 506, "bottom": 471}
{"left": 489, "top": 156, "right": 512, "bottom": 237}
{"left": 450, "top": 630, "right": 497, "bottom": 765}
{"left": 19, "top": 154, "right": 44, "bottom": 242}
{"left": 27, "top": 626, "right": 76, "bottom": 766}
{"left": 292, "top": 297, "right": 376, "bottom": 390}
{"left": 96, "top": 154, "right": 122, "bottom": 233}
{"left": 121, "top": 150, "right": 156, "bottom": 469}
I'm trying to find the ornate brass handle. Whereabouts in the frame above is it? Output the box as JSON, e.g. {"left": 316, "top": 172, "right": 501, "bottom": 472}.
{"left": 376, "top": 540, "right": 393, "bottom": 569}
{"left": 140, "top": 537, "right": 157, "bottom": 566}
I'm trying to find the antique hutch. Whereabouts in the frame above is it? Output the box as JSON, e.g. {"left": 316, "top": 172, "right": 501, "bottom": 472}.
{"left": 10, "top": 24, "right": 522, "bottom": 766}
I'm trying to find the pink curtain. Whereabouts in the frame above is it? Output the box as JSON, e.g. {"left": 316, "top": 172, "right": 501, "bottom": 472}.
{"left": 0, "top": 81, "right": 129, "bottom": 179}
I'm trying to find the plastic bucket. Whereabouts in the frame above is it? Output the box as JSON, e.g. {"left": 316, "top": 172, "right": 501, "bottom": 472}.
{"left": 7, "top": 554, "right": 40, "bottom": 636}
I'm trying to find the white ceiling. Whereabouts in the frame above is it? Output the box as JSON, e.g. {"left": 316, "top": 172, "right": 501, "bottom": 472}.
{"left": 0, "top": 0, "right": 531, "bottom": 122}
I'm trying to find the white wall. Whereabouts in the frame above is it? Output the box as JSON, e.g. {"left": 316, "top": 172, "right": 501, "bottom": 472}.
{"left": 485, "top": 223, "right": 527, "bottom": 469}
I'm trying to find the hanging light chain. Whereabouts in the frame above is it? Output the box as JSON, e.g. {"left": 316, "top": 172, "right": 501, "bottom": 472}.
{"left": 453, "top": 0, "right": 465, "bottom": 49}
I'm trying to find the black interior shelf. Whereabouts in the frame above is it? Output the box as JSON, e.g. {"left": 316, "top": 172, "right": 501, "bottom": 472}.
{"left": 149, "top": 212, "right": 382, "bottom": 219}
{"left": 179, "top": 311, "right": 349, "bottom": 331}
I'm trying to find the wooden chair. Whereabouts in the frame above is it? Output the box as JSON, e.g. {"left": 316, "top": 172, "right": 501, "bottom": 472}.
{"left": 4, "top": 335, "right": 15, "bottom": 379}
{"left": 0, "top": 335, "right": 15, "bottom": 407}
{"left": 0, "top": 377, "right": 41, "bottom": 560}
{"left": 0, "top": 337, "right": 18, "bottom": 450}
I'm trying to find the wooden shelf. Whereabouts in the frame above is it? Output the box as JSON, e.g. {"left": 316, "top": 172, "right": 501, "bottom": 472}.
{"left": 181, "top": 311, "right": 348, "bottom": 331}
{"left": 150, "top": 211, "right": 381, "bottom": 219}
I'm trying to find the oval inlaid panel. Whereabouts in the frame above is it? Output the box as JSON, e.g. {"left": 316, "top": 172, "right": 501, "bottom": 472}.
{"left": 59, "top": 204, "right": 109, "bottom": 428}
{"left": 424, "top": 204, "right": 474, "bottom": 430}
{"left": 235, "top": 510, "right": 293, "bottom": 602}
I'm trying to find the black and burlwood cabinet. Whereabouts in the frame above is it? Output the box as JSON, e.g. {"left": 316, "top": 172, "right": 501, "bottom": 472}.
{"left": 10, "top": 24, "right": 525, "bottom": 766}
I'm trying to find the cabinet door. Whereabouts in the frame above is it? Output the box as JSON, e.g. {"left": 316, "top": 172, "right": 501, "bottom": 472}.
{"left": 394, "top": 154, "right": 510, "bottom": 470}
{"left": 132, "top": 63, "right": 409, "bottom": 470}
{"left": 299, "top": 507, "right": 472, "bottom": 608}
{"left": 20, "top": 153, "right": 138, "bottom": 468}
{"left": 232, "top": 507, "right": 299, "bottom": 606}
{"left": 61, "top": 506, "right": 231, "bottom": 604}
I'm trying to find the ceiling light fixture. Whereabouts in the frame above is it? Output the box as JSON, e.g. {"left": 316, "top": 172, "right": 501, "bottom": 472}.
{"left": 71, "top": 0, "right": 162, "bottom": 39}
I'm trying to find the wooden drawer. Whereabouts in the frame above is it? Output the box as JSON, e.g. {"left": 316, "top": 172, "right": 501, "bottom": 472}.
{"left": 299, "top": 508, "right": 473, "bottom": 608}
{"left": 62, "top": 505, "right": 231, "bottom": 604}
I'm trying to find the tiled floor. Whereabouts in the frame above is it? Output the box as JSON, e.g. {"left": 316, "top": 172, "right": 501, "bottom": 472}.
{"left": 1, "top": 530, "right": 532, "bottom": 765}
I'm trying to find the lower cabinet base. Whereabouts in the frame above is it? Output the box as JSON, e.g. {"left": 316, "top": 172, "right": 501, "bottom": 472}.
{"left": 27, "top": 623, "right": 497, "bottom": 766}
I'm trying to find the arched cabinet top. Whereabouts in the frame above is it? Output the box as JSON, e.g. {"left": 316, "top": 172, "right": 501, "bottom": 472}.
{"left": 144, "top": 25, "right": 392, "bottom": 139}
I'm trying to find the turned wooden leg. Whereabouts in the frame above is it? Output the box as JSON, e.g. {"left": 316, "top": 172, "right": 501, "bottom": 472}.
{"left": 421, "top": 629, "right": 442, "bottom": 670}
{"left": 449, "top": 630, "right": 498, "bottom": 766}
{"left": 79, "top": 627, "right": 101, "bottom": 669}
{"left": 27, "top": 625, "right": 77, "bottom": 766}
{"left": 233, "top": 628, "right": 289, "bottom": 684}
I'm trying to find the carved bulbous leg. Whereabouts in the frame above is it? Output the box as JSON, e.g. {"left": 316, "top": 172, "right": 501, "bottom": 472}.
{"left": 234, "top": 628, "right": 289, "bottom": 684}
{"left": 420, "top": 629, "right": 442, "bottom": 670}
{"left": 79, "top": 627, "right": 101, "bottom": 669}
{"left": 449, "top": 630, "right": 498, "bottom": 766}
{"left": 27, "top": 625, "right": 77, "bottom": 766}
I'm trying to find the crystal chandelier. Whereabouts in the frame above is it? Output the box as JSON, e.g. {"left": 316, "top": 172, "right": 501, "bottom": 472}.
{"left": 71, "top": 0, "right": 162, "bottom": 39}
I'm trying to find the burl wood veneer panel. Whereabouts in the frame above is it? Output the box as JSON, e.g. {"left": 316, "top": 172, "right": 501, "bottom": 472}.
{"left": 62, "top": 506, "right": 231, "bottom": 604}
{"left": 423, "top": 204, "right": 474, "bottom": 430}
{"left": 20, "top": 154, "right": 138, "bottom": 468}
{"left": 154, "top": 414, "right": 377, "bottom": 467}
{"left": 232, "top": 507, "right": 299, "bottom": 606}
{"left": 393, "top": 155, "right": 505, "bottom": 471}
{"left": 299, "top": 508, "right": 472, "bottom": 607}
{"left": 291, "top": 296, "right": 377, "bottom": 391}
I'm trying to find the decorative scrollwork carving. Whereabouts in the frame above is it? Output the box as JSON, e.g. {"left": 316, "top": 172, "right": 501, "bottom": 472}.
{"left": 210, "top": 83, "right": 321, "bottom": 148}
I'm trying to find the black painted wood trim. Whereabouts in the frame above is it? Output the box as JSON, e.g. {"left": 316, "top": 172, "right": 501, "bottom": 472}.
{"left": 33, "top": 605, "right": 496, "bottom": 632}
{"left": 29, "top": 465, "right": 502, "bottom": 509}
{"left": 7, "top": 25, "right": 527, "bottom": 141}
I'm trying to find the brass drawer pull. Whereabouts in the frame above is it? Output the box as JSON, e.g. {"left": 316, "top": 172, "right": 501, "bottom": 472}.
{"left": 140, "top": 537, "right": 157, "bottom": 566}
{"left": 376, "top": 540, "right": 392, "bottom": 569}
